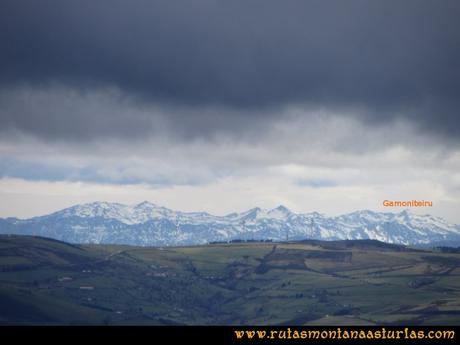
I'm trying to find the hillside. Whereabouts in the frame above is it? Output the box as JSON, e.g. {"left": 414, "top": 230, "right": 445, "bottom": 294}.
{"left": 1, "top": 235, "right": 460, "bottom": 325}
{"left": 1, "top": 202, "right": 460, "bottom": 246}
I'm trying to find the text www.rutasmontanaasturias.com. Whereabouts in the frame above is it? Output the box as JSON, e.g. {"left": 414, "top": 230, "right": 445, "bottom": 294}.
{"left": 234, "top": 327, "right": 455, "bottom": 341}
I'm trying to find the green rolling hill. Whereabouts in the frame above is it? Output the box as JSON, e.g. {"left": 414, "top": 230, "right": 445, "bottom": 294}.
{"left": 1, "top": 235, "right": 459, "bottom": 325}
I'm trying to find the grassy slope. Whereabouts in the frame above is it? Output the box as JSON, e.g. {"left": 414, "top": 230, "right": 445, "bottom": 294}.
{"left": 0, "top": 235, "right": 459, "bottom": 325}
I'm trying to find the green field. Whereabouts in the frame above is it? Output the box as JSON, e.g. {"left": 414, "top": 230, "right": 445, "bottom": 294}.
{"left": 0, "top": 235, "right": 459, "bottom": 325}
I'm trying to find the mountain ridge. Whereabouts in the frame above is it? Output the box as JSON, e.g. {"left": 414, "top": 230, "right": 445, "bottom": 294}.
{"left": 1, "top": 201, "right": 460, "bottom": 247}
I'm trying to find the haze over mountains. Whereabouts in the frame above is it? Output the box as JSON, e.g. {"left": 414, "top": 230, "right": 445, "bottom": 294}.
{"left": 1, "top": 201, "right": 459, "bottom": 247}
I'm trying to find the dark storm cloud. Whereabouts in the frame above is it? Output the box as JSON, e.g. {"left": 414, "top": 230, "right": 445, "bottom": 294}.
{"left": 0, "top": 0, "right": 459, "bottom": 140}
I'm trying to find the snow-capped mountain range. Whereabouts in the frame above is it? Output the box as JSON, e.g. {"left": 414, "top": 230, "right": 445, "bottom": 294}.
{"left": 1, "top": 201, "right": 460, "bottom": 247}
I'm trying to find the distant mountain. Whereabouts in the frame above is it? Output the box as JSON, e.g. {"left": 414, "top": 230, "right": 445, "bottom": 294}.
{"left": 1, "top": 201, "right": 460, "bottom": 246}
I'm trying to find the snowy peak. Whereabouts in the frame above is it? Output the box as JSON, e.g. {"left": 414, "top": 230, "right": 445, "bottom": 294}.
{"left": 392, "top": 210, "right": 458, "bottom": 233}
{"left": 271, "top": 205, "right": 291, "bottom": 214}
{"left": 267, "top": 205, "right": 291, "bottom": 220}
{"left": 236, "top": 207, "right": 263, "bottom": 221}
{"left": 58, "top": 201, "right": 126, "bottom": 219}
{"left": 236, "top": 206, "right": 292, "bottom": 222}
{"left": 55, "top": 201, "right": 171, "bottom": 225}
{"left": 3, "top": 201, "right": 460, "bottom": 246}
{"left": 134, "top": 201, "right": 159, "bottom": 210}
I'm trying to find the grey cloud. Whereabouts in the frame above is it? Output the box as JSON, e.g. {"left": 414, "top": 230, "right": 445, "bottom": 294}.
{"left": 0, "top": 0, "right": 459, "bottom": 142}
{"left": 0, "top": 87, "right": 158, "bottom": 141}
{"left": 0, "top": 86, "right": 275, "bottom": 142}
{"left": 295, "top": 179, "right": 337, "bottom": 189}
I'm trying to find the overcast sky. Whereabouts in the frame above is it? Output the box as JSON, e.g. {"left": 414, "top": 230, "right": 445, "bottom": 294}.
{"left": 1, "top": 0, "right": 460, "bottom": 222}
